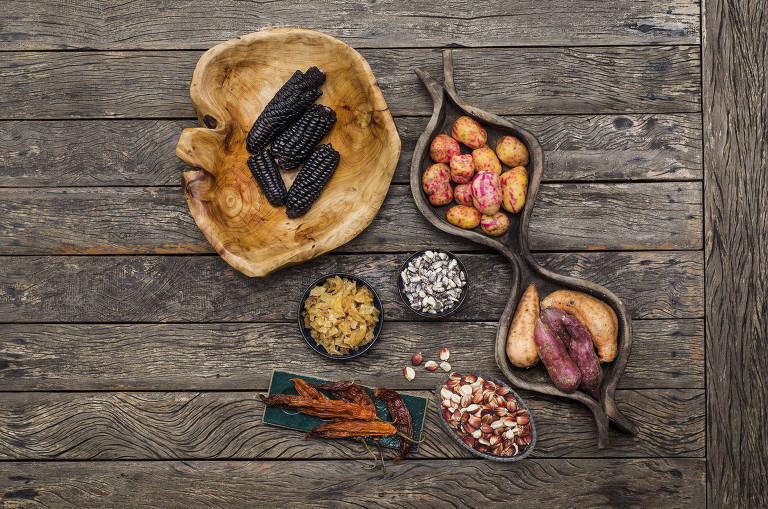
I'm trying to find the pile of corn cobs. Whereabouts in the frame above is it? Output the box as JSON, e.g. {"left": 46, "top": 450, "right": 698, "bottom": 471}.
{"left": 245, "top": 66, "right": 339, "bottom": 218}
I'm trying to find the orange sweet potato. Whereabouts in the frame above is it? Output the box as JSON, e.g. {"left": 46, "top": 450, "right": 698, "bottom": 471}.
{"left": 505, "top": 283, "right": 540, "bottom": 368}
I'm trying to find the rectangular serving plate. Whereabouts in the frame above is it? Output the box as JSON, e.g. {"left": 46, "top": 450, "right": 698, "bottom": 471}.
{"left": 263, "top": 370, "right": 427, "bottom": 451}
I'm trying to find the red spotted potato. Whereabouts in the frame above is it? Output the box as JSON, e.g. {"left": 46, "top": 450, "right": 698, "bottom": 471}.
{"left": 430, "top": 134, "right": 461, "bottom": 163}
{"left": 422, "top": 163, "right": 451, "bottom": 195}
{"left": 496, "top": 136, "right": 529, "bottom": 167}
{"left": 471, "top": 171, "right": 502, "bottom": 215}
{"left": 472, "top": 146, "right": 502, "bottom": 175}
{"left": 480, "top": 212, "right": 510, "bottom": 236}
{"left": 500, "top": 166, "right": 528, "bottom": 213}
{"left": 454, "top": 184, "right": 473, "bottom": 206}
{"left": 450, "top": 154, "right": 474, "bottom": 184}
{"left": 446, "top": 205, "right": 481, "bottom": 229}
{"left": 428, "top": 182, "right": 453, "bottom": 206}
{"left": 451, "top": 116, "right": 487, "bottom": 149}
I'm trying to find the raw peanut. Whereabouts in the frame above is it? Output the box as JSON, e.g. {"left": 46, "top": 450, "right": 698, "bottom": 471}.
{"left": 470, "top": 171, "right": 502, "bottom": 215}
{"left": 451, "top": 116, "right": 487, "bottom": 149}
{"left": 463, "top": 435, "right": 476, "bottom": 447}
{"left": 403, "top": 366, "right": 415, "bottom": 381}
{"left": 422, "top": 163, "right": 451, "bottom": 195}
{"left": 450, "top": 154, "right": 475, "bottom": 184}
{"left": 454, "top": 184, "right": 473, "bottom": 206}
{"left": 428, "top": 182, "right": 453, "bottom": 206}
{"left": 411, "top": 352, "right": 423, "bottom": 366}
{"left": 440, "top": 387, "right": 452, "bottom": 400}
{"left": 425, "top": 360, "right": 439, "bottom": 371}
{"left": 496, "top": 135, "right": 529, "bottom": 167}
{"left": 500, "top": 166, "right": 528, "bottom": 214}
{"left": 440, "top": 361, "right": 452, "bottom": 372}
{"left": 430, "top": 134, "right": 461, "bottom": 163}
{"left": 446, "top": 205, "right": 481, "bottom": 229}
{"left": 472, "top": 146, "right": 502, "bottom": 175}
{"left": 516, "top": 415, "right": 530, "bottom": 425}
{"left": 480, "top": 212, "right": 510, "bottom": 236}
{"left": 440, "top": 348, "right": 451, "bottom": 361}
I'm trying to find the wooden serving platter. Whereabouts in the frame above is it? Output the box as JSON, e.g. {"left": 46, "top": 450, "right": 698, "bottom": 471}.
{"left": 411, "top": 50, "right": 638, "bottom": 448}
{"left": 177, "top": 29, "right": 401, "bottom": 277}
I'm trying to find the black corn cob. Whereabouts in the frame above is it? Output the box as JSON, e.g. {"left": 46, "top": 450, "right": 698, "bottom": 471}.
{"left": 285, "top": 144, "right": 340, "bottom": 218}
{"left": 247, "top": 150, "right": 287, "bottom": 206}
{"left": 245, "top": 67, "right": 326, "bottom": 154}
{"left": 271, "top": 104, "right": 337, "bottom": 170}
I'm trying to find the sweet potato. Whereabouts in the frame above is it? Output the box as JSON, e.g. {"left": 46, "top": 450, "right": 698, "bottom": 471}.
{"left": 541, "top": 290, "right": 618, "bottom": 362}
{"left": 563, "top": 314, "right": 602, "bottom": 400}
{"left": 534, "top": 318, "right": 581, "bottom": 393}
{"left": 540, "top": 307, "right": 571, "bottom": 349}
{"left": 505, "top": 284, "right": 539, "bottom": 368}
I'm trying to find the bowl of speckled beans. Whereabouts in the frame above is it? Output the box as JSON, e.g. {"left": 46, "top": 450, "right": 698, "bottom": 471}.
{"left": 397, "top": 249, "right": 469, "bottom": 318}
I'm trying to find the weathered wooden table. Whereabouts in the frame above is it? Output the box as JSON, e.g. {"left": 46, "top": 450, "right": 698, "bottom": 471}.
{"left": 0, "top": 1, "right": 765, "bottom": 507}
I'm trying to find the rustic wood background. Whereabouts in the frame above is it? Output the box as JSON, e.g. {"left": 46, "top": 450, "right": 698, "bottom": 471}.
{"left": 0, "top": 0, "right": 764, "bottom": 507}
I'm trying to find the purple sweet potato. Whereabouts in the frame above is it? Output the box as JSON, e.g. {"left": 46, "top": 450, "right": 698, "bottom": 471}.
{"left": 540, "top": 307, "right": 571, "bottom": 349}
{"left": 563, "top": 314, "right": 603, "bottom": 400}
{"left": 534, "top": 318, "right": 581, "bottom": 393}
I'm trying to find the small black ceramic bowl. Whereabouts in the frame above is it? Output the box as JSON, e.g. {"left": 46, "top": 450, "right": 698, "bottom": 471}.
{"left": 297, "top": 273, "right": 384, "bottom": 360}
{"left": 398, "top": 249, "right": 469, "bottom": 318}
{"left": 435, "top": 372, "right": 536, "bottom": 462}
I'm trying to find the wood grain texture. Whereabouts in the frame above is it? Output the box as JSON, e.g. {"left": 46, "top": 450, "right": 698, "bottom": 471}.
{"left": 0, "top": 47, "right": 701, "bottom": 119}
{"left": 0, "top": 252, "right": 702, "bottom": 323}
{"left": 0, "top": 320, "right": 703, "bottom": 391}
{"left": 0, "top": 458, "right": 704, "bottom": 508}
{"left": 0, "top": 389, "right": 703, "bottom": 460}
{"left": 0, "top": 183, "right": 702, "bottom": 254}
{"left": 0, "top": 0, "right": 700, "bottom": 50}
{"left": 703, "top": 0, "right": 768, "bottom": 506}
{"left": 0, "top": 114, "right": 702, "bottom": 187}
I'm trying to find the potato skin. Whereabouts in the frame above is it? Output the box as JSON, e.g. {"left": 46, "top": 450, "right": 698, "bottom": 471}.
{"left": 454, "top": 184, "right": 473, "bottom": 206}
{"left": 451, "top": 116, "right": 487, "bottom": 149}
{"left": 422, "top": 163, "right": 451, "bottom": 195}
{"left": 496, "top": 135, "right": 529, "bottom": 167}
{"left": 472, "top": 146, "right": 502, "bottom": 175}
{"left": 430, "top": 134, "right": 461, "bottom": 163}
{"left": 541, "top": 290, "right": 618, "bottom": 363}
{"left": 534, "top": 318, "right": 582, "bottom": 393}
{"left": 480, "top": 211, "right": 510, "bottom": 236}
{"left": 562, "top": 314, "right": 602, "bottom": 400}
{"left": 500, "top": 166, "right": 528, "bottom": 213}
{"left": 470, "top": 171, "right": 502, "bottom": 215}
{"left": 450, "top": 154, "right": 474, "bottom": 184}
{"left": 505, "top": 283, "right": 540, "bottom": 368}
{"left": 446, "top": 205, "right": 481, "bottom": 229}
{"left": 428, "top": 182, "right": 453, "bottom": 206}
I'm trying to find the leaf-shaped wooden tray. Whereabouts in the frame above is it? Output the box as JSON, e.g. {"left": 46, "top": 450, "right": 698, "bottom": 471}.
{"left": 177, "top": 29, "right": 401, "bottom": 277}
{"left": 411, "top": 50, "right": 638, "bottom": 448}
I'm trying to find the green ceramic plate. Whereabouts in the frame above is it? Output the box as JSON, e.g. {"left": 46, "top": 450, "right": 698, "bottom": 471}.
{"left": 263, "top": 370, "right": 427, "bottom": 451}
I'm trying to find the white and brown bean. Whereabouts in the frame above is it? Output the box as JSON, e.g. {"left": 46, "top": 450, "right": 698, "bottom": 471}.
{"left": 439, "top": 372, "right": 532, "bottom": 457}
{"left": 401, "top": 250, "right": 465, "bottom": 314}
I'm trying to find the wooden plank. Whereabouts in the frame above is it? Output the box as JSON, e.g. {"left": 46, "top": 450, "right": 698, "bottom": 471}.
{"left": 0, "top": 389, "right": 703, "bottom": 460}
{"left": 0, "top": 114, "right": 703, "bottom": 187}
{"left": 0, "top": 458, "right": 706, "bottom": 507}
{"left": 0, "top": 320, "right": 703, "bottom": 391}
{"left": 0, "top": 252, "right": 703, "bottom": 323}
{"left": 0, "top": 183, "right": 702, "bottom": 254}
{"left": 703, "top": 0, "right": 768, "bottom": 506}
{"left": 0, "top": 0, "right": 700, "bottom": 50}
{"left": 0, "top": 47, "right": 701, "bottom": 119}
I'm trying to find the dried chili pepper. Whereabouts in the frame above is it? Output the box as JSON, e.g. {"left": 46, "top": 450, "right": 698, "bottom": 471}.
{"left": 259, "top": 394, "right": 377, "bottom": 421}
{"left": 291, "top": 378, "right": 329, "bottom": 401}
{"left": 304, "top": 419, "right": 396, "bottom": 440}
{"left": 374, "top": 388, "right": 413, "bottom": 462}
{"left": 311, "top": 381, "right": 376, "bottom": 413}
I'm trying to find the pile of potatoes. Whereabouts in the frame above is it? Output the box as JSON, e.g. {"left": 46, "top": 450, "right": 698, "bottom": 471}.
{"left": 422, "top": 116, "right": 529, "bottom": 237}
{"left": 505, "top": 285, "right": 619, "bottom": 398}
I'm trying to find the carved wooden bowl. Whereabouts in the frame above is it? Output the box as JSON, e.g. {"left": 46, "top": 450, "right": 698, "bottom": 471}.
{"left": 177, "top": 29, "right": 401, "bottom": 277}
{"left": 411, "top": 51, "right": 638, "bottom": 448}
